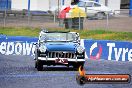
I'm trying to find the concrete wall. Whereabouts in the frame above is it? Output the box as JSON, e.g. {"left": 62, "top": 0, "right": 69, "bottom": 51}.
{"left": 49, "top": 0, "right": 58, "bottom": 7}
{"left": 49, "top": 0, "right": 65, "bottom": 9}
{"left": 12, "top": 0, "right": 28, "bottom": 10}
{"left": 64, "top": 0, "right": 71, "bottom": 6}
{"left": 30, "top": 0, "right": 37, "bottom": 10}
{"left": 99, "top": 0, "right": 121, "bottom": 11}
{"left": 108, "top": 0, "right": 121, "bottom": 11}
{"left": 37, "top": 0, "right": 49, "bottom": 11}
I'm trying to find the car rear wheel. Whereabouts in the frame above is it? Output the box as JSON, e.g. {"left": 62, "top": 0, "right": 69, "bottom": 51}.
{"left": 96, "top": 12, "right": 105, "bottom": 20}
{"left": 36, "top": 60, "right": 43, "bottom": 71}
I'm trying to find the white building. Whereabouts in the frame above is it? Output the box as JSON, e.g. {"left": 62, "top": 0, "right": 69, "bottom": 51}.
{"left": 99, "top": 0, "right": 121, "bottom": 11}
{"left": 10, "top": 0, "right": 130, "bottom": 11}
{"left": 12, "top": 0, "right": 50, "bottom": 11}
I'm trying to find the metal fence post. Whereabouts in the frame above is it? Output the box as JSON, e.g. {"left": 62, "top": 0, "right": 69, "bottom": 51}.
{"left": 3, "top": 7, "right": 7, "bottom": 27}
{"left": 28, "top": 0, "right": 30, "bottom": 26}
{"left": 79, "top": 12, "right": 80, "bottom": 30}
{"left": 28, "top": 14, "right": 30, "bottom": 26}
{"left": 54, "top": 12, "right": 56, "bottom": 23}
{"left": 106, "top": 12, "right": 109, "bottom": 29}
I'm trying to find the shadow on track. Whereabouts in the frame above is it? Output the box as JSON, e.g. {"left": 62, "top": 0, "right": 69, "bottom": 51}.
{"left": 38, "top": 66, "right": 77, "bottom": 71}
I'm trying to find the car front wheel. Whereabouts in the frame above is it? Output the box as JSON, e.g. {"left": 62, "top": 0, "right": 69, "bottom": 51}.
{"left": 73, "top": 63, "right": 84, "bottom": 70}
{"left": 36, "top": 60, "right": 43, "bottom": 71}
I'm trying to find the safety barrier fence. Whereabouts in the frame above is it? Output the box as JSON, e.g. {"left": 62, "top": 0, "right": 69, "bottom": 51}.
{"left": 0, "top": 35, "right": 131, "bottom": 62}
{"left": 0, "top": 9, "right": 132, "bottom": 31}
{"left": 0, "top": 9, "right": 58, "bottom": 28}
{"left": 0, "top": 34, "right": 38, "bottom": 56}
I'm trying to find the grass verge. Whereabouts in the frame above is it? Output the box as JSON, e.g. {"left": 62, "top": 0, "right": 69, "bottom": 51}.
{"left": 0, "top": 27, "right": 132, "bottom": 41}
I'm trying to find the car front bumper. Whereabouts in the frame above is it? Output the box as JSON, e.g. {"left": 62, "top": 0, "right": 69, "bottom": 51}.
{"left": 38, "top": 57, "right": 85, "bottom": 62}
{"left": 105, "top": 11, "right": 115, "bottom": 16}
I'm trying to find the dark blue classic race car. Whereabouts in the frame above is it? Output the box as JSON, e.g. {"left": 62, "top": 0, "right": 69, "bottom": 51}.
{"left": 34, "top": 30, "right": 85, "bottom": 71}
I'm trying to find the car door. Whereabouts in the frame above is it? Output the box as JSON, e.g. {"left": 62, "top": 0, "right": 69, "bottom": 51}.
{"left": 78, "top": 1, "right": 94, "bottom": 17}
{"left": 91, "top": 2, "right": 103, "bottom": 13}
{"left": 77, "top": 1, "right": 86, "bottom": 12}
{"left": 85, "top": 2, "right": 96, "bottom": 17}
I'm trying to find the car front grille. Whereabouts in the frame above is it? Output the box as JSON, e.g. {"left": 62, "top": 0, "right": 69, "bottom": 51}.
{"left": 47, "top": 52, "right": 75, "bottom": 58}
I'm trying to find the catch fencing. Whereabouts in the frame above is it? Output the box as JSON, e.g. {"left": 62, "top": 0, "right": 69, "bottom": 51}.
{"left": 0, "top": 9, "right": 132, "bottom": 31}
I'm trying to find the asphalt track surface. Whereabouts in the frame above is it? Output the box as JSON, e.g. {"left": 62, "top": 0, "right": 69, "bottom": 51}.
{"left": 0, "top": 55, "right": 132, "bottom": 88}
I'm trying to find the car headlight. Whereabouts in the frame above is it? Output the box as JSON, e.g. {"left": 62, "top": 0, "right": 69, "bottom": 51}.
{"left": 39, "top": 45, "right": 47, "bottom": 52}
{"left": 77, "top": 46, "right": 84, "bottom": 54}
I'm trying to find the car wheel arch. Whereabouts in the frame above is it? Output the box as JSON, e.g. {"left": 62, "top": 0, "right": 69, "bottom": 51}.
{"left": 95, "top": 12, "right": 106, "bottom": 19}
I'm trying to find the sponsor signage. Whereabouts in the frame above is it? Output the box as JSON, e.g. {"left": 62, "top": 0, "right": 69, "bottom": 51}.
{"left": 0, "top": 36, "right": 38, "bottom": 56}
{"left": 76, "top": 66, "right": 131, "bottom": 85}
{"left": 0, "top": 35, "right": 132, "bottom": 61}
{"left": 84, "top": 40, "right": 132, "bottom": 61}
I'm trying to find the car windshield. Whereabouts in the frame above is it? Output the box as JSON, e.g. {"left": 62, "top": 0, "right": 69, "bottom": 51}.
{"left": 86, "top": 2, "right": 93, "bottom": 7}
{"left": 78, "top": 1, "right": 85, "bottom": 7}
{"left": 40, "top": 33, "right": 77, "bottom": 42}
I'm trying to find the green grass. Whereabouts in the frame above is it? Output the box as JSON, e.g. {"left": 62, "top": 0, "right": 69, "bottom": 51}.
{"left": 0, "top": 27, "right": 40, "bottom": 37}
{"left": 0, "top": 27, "right": 132, "bottom": 41}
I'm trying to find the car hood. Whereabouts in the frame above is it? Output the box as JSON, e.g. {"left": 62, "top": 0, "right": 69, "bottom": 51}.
{"left": 45, "top": 42, "right": 78, "bottom": 52}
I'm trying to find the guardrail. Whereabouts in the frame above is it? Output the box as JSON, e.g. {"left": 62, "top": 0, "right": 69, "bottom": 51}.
{"left": 0, "top": 9, "right": 53, "bottom": 17}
